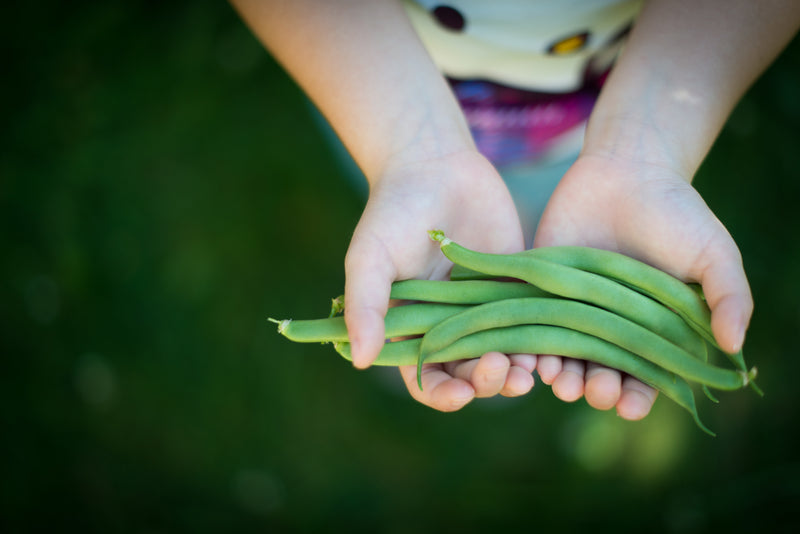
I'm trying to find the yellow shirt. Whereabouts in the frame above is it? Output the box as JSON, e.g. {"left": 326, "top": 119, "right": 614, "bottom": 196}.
{"left": 403, "top": 0, "right": 642, "bottom": 92}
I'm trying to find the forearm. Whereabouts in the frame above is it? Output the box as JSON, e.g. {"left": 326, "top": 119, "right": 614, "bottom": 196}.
{"left": 584, "top": 0, "right": 800, "bottom": 178}
{"left": 230, "top": 0, "right": 474, "bottom": 181}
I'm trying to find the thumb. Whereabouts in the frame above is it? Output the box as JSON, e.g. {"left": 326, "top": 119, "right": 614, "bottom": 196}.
{"left": 343, "top": 235, "right": 396, "bottom": 369}
{"left": 694, "top": 237, "right": 754, "bottom": 355}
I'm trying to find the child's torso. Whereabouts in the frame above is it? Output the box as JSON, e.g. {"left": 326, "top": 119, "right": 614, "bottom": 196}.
{"left": 403, "top": 0, "right": 642, "bottom": 166}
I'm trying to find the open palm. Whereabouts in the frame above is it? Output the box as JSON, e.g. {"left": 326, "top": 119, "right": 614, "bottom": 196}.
{"left": 532, "top": 153, "right": 752, "bottom": 419}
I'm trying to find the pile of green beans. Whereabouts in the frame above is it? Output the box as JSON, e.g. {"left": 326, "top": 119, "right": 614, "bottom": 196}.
{"left": 270, "top": 230, "right": 761, "bottom": 436}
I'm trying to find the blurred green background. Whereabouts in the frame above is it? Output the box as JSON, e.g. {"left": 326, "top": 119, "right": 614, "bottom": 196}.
{"left": 2, "top": 2, "right": 799, "bottom": 532}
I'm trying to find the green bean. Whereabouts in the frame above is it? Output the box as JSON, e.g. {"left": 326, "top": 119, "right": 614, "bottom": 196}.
{"left": 428, "top": 324, "right": 716, "bottom": 436}
{"left": 417, "top": 297, "right": 753, "bottom": 392}
{"left": 534, "top": 247, "right": 745, "bottom": 369}
{"left": 452, "top": 245, "right": 748, "bottom": 374}
{"left": 429, "top": 231, "right": 708, "bottom": 361}
{"left": 329, "top": 295, "right": 345, "bottom": 317}
{"left": 390, "top": 279, "right": 552, "bottom": 303}
{"left": 449, "top": 263, "right": 497, "bottom": 281}
{"left": 269, "top": 303, "right": 470, "bottom": 343}
{"left": 453, "top": 248, "right": 710, "bottom": 337}
{"left": 334, "top": 325, "right": 715, "bottom": 436}
{"left": 334, "top": 338, "right": 422, "bottom": 366}
{"left": 532, "top": 247, "right": 760, "bottom": 395}
{"left": 533, "top": 247, "right": 711, "bottom": 330}
{"left": 449, "top": 242, "right": 759, "bottom": 395}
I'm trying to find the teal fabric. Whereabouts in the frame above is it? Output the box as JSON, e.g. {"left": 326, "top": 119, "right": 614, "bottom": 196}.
{"left": 499, "top": 154, "right": 578, "bottom": 246}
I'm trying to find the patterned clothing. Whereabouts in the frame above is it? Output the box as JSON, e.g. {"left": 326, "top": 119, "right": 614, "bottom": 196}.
{"left": 403, "top": 0, "right": 642, "bottom": 167}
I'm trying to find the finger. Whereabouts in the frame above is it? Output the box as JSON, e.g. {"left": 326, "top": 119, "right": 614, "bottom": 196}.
{"left": 536, "top": 354, "right": 563, "bottom": 385}
{"left": 583, "top": 362, "right": 622, "bottom": 411}
{"left": 615, "top": 375, "right": 658, "bottom": 421}
{"left": 398, "top": 364, "right": 475, "bottom": 412}
{"left": 695, "top": 232, "right": 754, "bottom": 354}
{"left": 551, "top": 357, "right": 585, "bottom": 403}
{"left": 499, "top": 354, "right": 537, "bottom": 397}
{"left": 343, "top": 235, "right": 397, "bottom": 369}
{"left": 509, "top": 353, "right": 537, "bottom": 374}
{"left": 449, "top": 352, "right": 510, "bottom": 398}
{"left": 500, "top": 365, "right": 535, "bottom": 397}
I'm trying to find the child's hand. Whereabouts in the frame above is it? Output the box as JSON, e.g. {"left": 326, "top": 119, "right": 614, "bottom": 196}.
{"left": 531, "top": 152, "right": 753, "bottom": 420}
{"left": 344, "top": 150, "right": 538, "bottom": 411}
{"left": 525, "top": 0, "right": 797, "bottom": 421}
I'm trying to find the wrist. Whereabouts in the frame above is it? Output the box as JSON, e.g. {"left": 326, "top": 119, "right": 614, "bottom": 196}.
{"left": 581, "top": 112, "right": 696, "bottom": 180}
{"left": 361, "top": 102, "right": 477, "bottom": 186}
{"left": 368, "top": 147, "right": 497, "bottom": 197}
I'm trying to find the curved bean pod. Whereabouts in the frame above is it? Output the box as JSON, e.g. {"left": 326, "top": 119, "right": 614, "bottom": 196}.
{"left": 526, "top": 247, "right": 745, "bottom": 371}
{"left": 390, "top": 279, "right": 551, "bottom": 303}
{"left": 531, "top": 247, "right": 711, "bottom": 332}
{"left": 449, "top": 264, "right": 498, "bottom": 282}
{"left": 270, "top": 303, "right": 469, "bottom": 343}
{"left": 334, "top": 337, "right": 421, "bottom": 366}
{"left": 453, "top": 248, "right": 710, "bottom": 334}
{"left": 530, "top": 246, "right": 756, "bottom": 389}
{"left": 451, "top": 245, "right": 748, "bottom": 374}
{"left": 334, "top": 326, "right": 715, "bottom": 436}
{"left": 416, "top": 297, "right": 752, "bottom": 392}
{"left": 429, "top": 231, "right": 707, "bottom": 361}
{"left": 429, "top": 324, "right": 716, "bottom": 436}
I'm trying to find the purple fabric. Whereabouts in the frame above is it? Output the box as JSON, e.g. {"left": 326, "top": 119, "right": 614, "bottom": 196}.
{"left": 450, "top": 77, "right": 604, "bottom": 166}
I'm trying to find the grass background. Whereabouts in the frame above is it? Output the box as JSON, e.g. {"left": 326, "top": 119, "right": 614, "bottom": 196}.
{"left": 2, "top": 2, "right": 799, "bottom": 532}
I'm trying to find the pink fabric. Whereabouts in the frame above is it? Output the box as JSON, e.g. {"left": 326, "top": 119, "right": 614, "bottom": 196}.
{"left": 450, "top": 77, "right": 602, "bottom": 166}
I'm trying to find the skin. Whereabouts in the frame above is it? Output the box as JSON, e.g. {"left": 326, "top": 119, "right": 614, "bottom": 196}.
{"left": 232, "top": 0, "right": 800, "bottom": 417}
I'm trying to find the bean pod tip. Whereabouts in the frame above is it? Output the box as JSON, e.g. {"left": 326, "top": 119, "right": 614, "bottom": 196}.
{"left": 329, "top": 295, "right": 345, "bottom": 317}
{"left": 743, "top": 367, "right": 764, "bottom": 396}
{"left": 428, "top": 229, "right": 451, "bottom": 246}
{"left": 268, "top": 317, "right": 291, "bottom": 335}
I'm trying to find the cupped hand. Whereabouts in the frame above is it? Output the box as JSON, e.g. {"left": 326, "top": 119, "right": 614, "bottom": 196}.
{"left": 344, "top": 150, "right": 535, "bottom": 411}
{"left": 532, "top": 152, "right": 753, "bottom": 420}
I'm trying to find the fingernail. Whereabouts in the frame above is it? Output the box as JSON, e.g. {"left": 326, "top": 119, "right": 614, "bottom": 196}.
{"left": 450, "top": 391, "right": 474, "bottom": 410}
{"left": 456, "top": 390, "right": 474, "bottom": 403}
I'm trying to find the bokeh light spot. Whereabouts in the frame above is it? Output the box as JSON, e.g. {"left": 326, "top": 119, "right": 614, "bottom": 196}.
{"left": 232, "top": 469, "right": 284, "bottom": 516}
{"left": 24, "top": 275, "right": 60, "bottom": 324}
{"left": 74, "top": 353, "right": 117, "bottom": 409}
